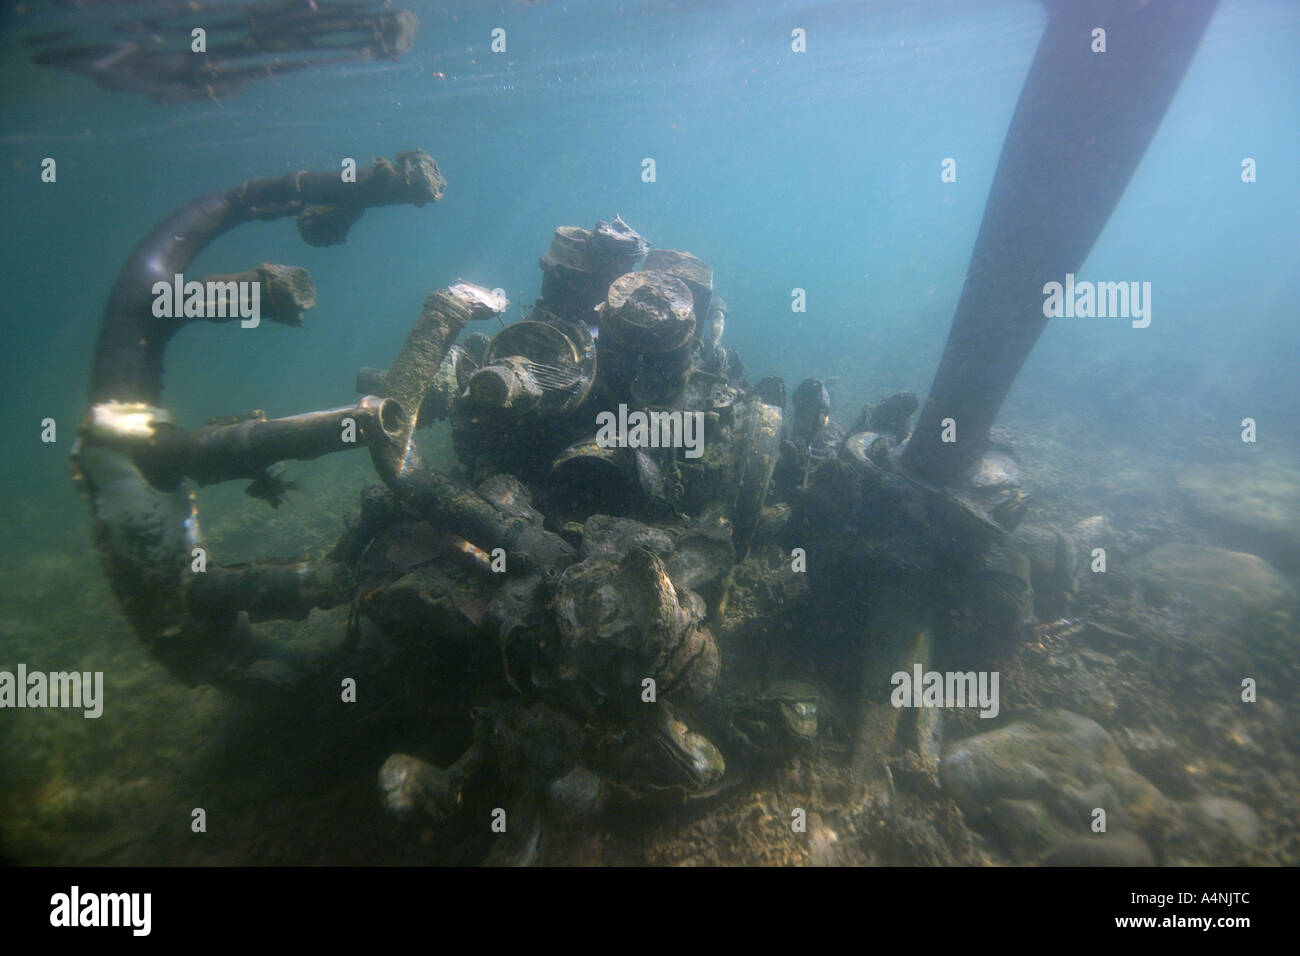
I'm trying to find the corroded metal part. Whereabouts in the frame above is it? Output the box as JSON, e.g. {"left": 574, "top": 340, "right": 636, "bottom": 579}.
{"left": 842, "top": 430, "right": 894, "bottom": 471}
{"left": 364, "top": 285, "right": 553, "bottom": 555}
{"left": 698, "top": 295, "right": 728, "bottom": 373}
{"left": 379, "top": 749, "right": 485, "bottom": 825}
{"left": 592, "top": 215, "right": 650, "bottom": 265}
{"left": 791, "top": 378, "right": 831, "bottom": 449}
{"left": 426, "top": 344, "right": 476, "bottom": 420}
{"left": 643, "top": 249, "right": 713, "bottom": 320}
{"left": 377, "top": 284, "right": 505, "bottom": 427}
{"left": 579, "top": 514, "right": 676, "bottom": 561}
{"left": 664, "top": 507, "right": 736, "bottom": 591}
{"left": 470, "top": 319, "right": 596, "bottom": 414}
{"left": 297, "top": 204, "right": 364, "bottom": 247}
{"left": 72, "top": 405, "right": 306, "bottom": 688}
{"left": 370, "top": 409, "right": 548, "bottom": 560}
{"left": 649, "top": 707, "right": 726, "bottom": 789}
{"left": 356, "top": 342, "right": 474, "bottom": 423}
{"left": 466, "top": 356, "right": 544, "bottom": 411}
{"left": 134, "top": 398, "right": 395, "bottom": 488}
{"left": 538, "top": 217, "right": 648, "bottom": 324}
{"left": 553, "top": 545, "right": 720, "bottom": 707}
{"left": 74, "top": 407, "right": 197, "bottom": 657}
{"left": 76, "top": 151, "right": 448, "bottom": 690}
{"left": 187, "top": 559, "right": 355, "bottom": 623}
{"left": 599, "top": 271, "right": 696, "bottom": 354}
{"left": 91, "top": 150, "right": 444, "bottom": 405}
{"left": 595, "top": 702, "right": 726, "bottom": 796}
{"left": 187, "top": 263, "right": 316, "bottom": 327}
{"left": 548, "top": 766, "right": 606, "bottom": 818}
{"left": 380, "top": 702, "right": 589, "bottom": 850}
{"left": 596, "top": 270, "right": 699, "bottom": 406}
{"left": 730, "top": 398, "right": 783, "bottom": 557}
{"left": 850, "top": 622, "right": 933, "bottom": 811}
{"left": 361, "top": 289, "right": 579, "bottom": 644}
{"left": 543, "top": 226, "right": 593, "bottom": 272}
{"left": 547, "top": 439, "right": 638, "bottom": 524}
{"left": 354, "top": 520, "right": 495, "bottom": 638}
{"left": 965, "top": 543, "right": 1036, "bottom": 631}
{"left": 850, "top": 391, "right": 918, "bottom": 443}
{"left": 753, "top": 375, "right": 787, "bottom": 409}
{"left": 753, "top": 502, "right": 792, "bottom": 544}
{"left": 727, "top": 679, "right": 823, "bottom": 755}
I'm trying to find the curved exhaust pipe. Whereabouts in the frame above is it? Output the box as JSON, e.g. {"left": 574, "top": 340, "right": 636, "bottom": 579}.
{"left": 74, "top": 152, "right": 444, "bottom": 690}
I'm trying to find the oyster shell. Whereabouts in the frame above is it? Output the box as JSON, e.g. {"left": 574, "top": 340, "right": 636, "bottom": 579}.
{"left": 729, "top": 679, "right": 823, "bottom": 752}
{"left": 651, "top": 710, "right": 726, "bottom": 789}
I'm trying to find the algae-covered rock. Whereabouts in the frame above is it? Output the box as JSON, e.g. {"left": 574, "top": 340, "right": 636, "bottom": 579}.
{"left": 1178, "top": 463, "right": 1300, "bottom": 571}
{"left": 1188, "top": 796, "right": 1260, "bottom": 846}
{"left": 1084, "top": 469, "right": 1168, "bottom": 513}
{"left": 986, "top": 798, "right": 1071, "bottom": 860}
{"left": 1157, "top": 795, "right": 1266, "bottom": 866}
{"left": 1040, "top": 829, "right": 1155, "bottom": 866}
{"left": 1129, "top": 543, "right": 1294, "bottom": 638}
{"left": 940, "top": 709, "right": 1169, "bottom": 863}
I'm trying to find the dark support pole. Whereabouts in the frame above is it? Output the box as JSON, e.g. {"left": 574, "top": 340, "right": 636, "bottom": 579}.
{"left": 901, "top": 0, "right": 1218, "bottom": 487}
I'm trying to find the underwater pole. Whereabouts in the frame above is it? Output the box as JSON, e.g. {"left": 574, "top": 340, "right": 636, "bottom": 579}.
{"left": 845, "top": 0, "right": 1218, "bottom": 807}
{"left": 901, "top": 0, "right": 1218, "bottom": 488}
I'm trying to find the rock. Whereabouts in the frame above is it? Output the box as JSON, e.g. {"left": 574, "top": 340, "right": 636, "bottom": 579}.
{"left": 940, "top": 709, "right": 1169, "bottom": 863}
{"left": 1113, "top": 726, "right": 1188, "bottom": 794}
{"left": 1129, "top": 544, "right": 1295, "bottom": 642}
{"left": 806, "top": 813, "right": 840, "bottom": 866}
{"left": 941, "top": 710, "right": 1159, "bottom": 816}
{"left": 548, "top": 767, "right": 604, "bottom": 818}
{"left": 1178, "top": 463, "right": 1300, "bottom": 572}
{"left": 1040, "top": 830, "right": 1154, "bottom": 866}
{"left": 1078, "top": 648, "right": 1115, "bottom": 667}
{"left": 1186, "top": 796, "right": 1260, "bottom": 847}
{"left": 987, "top": 798, "right": 1069, "bottom": 860}
{"left": 1157, "top": 794, "right": 1267, "bottom": 865}
{"left": 1084, "top": 470, "right": 1167, "bottom": 514}
{"left": 1077, "top": 620, "right": 1140, "bottom": 650}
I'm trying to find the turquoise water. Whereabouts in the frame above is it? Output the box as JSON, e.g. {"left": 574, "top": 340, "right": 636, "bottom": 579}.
{"left": 3, "top": 1, "right": 1297, "bottom": 498}
{"left": 1, "top": 0, "right": 1298, "bottom": 865}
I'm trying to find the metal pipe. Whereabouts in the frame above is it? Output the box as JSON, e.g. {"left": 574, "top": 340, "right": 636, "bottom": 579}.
{"left": 76, "top": 151, "right": 444, "bottom": 690}
{"left": 140, "top": 399, "right": 395, "bottom": 488}
{"left": 364, "top": 286, "right": 533, "bottom": 550}
{"left": 186, "top": 559, "right": 355, "bottom": 623}
{"left": 90, "top": 150, "right": 445, "bottom": 405}
{"left": 901, "top": 0, "right": 1217, "bottom": 487}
